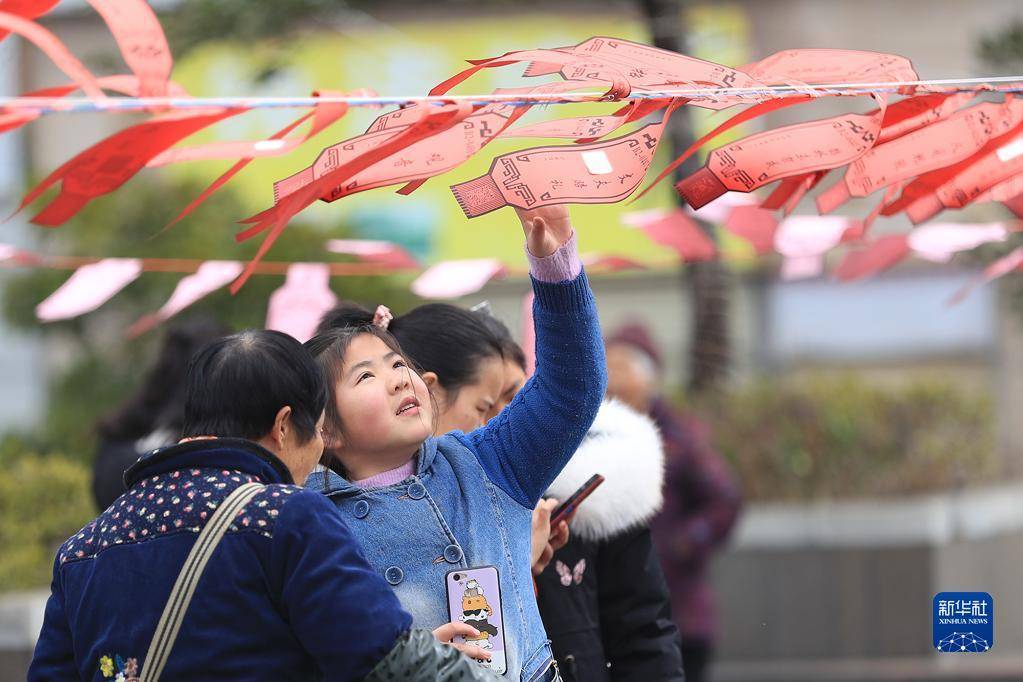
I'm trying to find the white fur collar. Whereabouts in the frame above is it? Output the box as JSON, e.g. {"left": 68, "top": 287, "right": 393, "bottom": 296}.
{"left": 546, "top": 399, "right": 665, "bottom": 542}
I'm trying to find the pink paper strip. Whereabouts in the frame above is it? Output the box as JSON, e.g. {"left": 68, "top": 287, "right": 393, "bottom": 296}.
{"left": 833, "top": 235, "right": 911, "bottom": 281}
{"left": 149, "top": 89, "right": 354, "bottom": 167}
{"left": 688, "top": 192, "right": 758, "bottom": 224}
{"left": 976, "top": 172, "right": 1023, "bottom": 204}
{"left": 36, "top": 258, "right": 141, "bottom": 321}
{"left": 274, "top": 103, "right": 517, "bottom": 204}
{"left": 159, "top": 260, "right": 242, "bottom": 318}
{"left": 86, "top": 0, "right": 172, "bottom": 97}
{"left": 907, "top": 222, "right": 1009, "bottom": 262}
{"left": 233, "top": 103, "right": 475, "bottom": 293}
{"left": 908, "top": 133, "right": 1023, "bottom": 224}
{"left": 325, "top": 239, "right": 418, "bottom": 268}
{"left": 580, "top": 252, "right": 647, "bottom": 272}
{"left": 23, "top": 107, "right": 244, "bottom": 227}
{"left": 265, "top": 263, "right": 338, "bottom": 343}
{"left": 781, "top": 255, "right": 825, "bottom": 280}
{"left": 0, "top": 0, "right": 59, "bottom": 42}
{"left": 876, "top": 92, "right": 974, "bottom": 144}
{"left": 127, "top": 260, "right": 243, "bottom": 337}
{"left": 773, "top": 215, "right": 863, "bottom": 261}
{"left": 949, "top": 247, "right": 1023, "bottom": 304}
{"left": 724, "top": 204, "right": 780, "bottom": 255}
{"left": 624, "top": 208, "right": 715, "bottom": 262}
{"left": 411, "top": 259, "right": 506, "bottom": 299}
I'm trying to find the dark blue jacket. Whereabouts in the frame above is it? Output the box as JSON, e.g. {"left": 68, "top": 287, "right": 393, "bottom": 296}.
{"left": 29, "top": 438, "right": 412, "bottom": 681}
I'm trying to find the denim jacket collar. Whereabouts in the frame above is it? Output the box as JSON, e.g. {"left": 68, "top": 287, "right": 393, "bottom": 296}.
{"left": 305, "top": 437, "right": 447, "bottom": 498}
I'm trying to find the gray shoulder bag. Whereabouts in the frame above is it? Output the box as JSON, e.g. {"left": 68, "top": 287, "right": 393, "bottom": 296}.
{"left": 138, "top": 481, "right": 264, "bottom": 682}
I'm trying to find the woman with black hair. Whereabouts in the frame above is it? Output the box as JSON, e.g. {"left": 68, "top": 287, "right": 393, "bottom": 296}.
{"left": 91, "top": 317, "right": 228, "bottom": 509}
{"left": 477, "top": 312, "right": 685, "bottom": 682}
{"left": 32, "top": 328, "right": 499, "bottom": 681}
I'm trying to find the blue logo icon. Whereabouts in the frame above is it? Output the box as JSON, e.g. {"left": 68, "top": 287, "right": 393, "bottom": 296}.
{"left": 933, "top": 592, "right": 993, "bottom": 653}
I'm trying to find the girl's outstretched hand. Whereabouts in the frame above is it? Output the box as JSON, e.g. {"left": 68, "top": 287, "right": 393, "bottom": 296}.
{"left": 515, "top": 205, "right": 573, "bottom": 258}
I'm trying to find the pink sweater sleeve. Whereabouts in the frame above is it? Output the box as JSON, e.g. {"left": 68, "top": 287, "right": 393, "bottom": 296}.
{"left": 525, "top": 230, "right": 582, "bottom": 283}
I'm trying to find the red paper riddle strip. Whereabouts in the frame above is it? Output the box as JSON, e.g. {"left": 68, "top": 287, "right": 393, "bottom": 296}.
{"left": 761, "top": 93, "right": 969, "bottom": 212}
{"left": 506, "top": 98, "right": 668, "bottom": 140}
{"left": 232, "top": 103, "right": 476, "bottom": 292}
{"left": 523, "top": 36, "right": 762, "bottom": 110}
{"left": 272, "top": 104, "right": 520, "bottom": 205}
{"left": 633, "top": 94, "right": 812, "bottom": 203}
{"left": 833, "top": 235, "right": 911, "bottom": 281}
{"left": 0, "top": 0, "right": 59, "bottom": 41}
{"left": 816, "top": 99, "right": 1023, "bottom": 214}
{"left": 151, "top": 89, "right": 352, "bottom": 167}
{"left": 882, "top": 115, "right": 1023, "bottom": 217}
{"left": 431, "top": 47, "right": 631, "bottom": 101}
{"left": 86, "top": 0, "right": 172, "bottom": 98}
{"left": 876, "top": 92, "right": 974, "bottom": 144}
{"left": 451, "top": 119, "right": 671, "bottom": 218}
{"left": 270, "top": 83, "right": 587, "bottom": 204}
{"left": 677, "top": 95, "right": 888, "bottom": 209}
{"left": 743, "top": 48, "right": 918, "bottom": 88}
{"left": 906, "top": 135, "right": 1023, "bottom": 224}
{"left": 976, "top": 171, "right": 1023, "bottom": 204}
{"left": 22, "top": 108, "right": 246, "bottom": 227}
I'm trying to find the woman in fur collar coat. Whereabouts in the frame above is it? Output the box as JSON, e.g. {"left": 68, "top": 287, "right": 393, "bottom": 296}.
{"left": 534, "top": 398, "right": 684, "bottom": 682}
{"left": 475, "top": 310, "right": 683, "bottom": 682}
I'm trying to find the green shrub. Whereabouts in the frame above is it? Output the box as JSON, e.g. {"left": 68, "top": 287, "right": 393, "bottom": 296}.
{"left": 699, "top": 374, "right": 997, "bottom": 502}
{"left": 0, "top": 452, "right": 94, "bottom": 591}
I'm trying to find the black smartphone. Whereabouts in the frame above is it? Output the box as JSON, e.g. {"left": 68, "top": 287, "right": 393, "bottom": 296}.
{"left": 551, "top": 473, "right": 605, "bottom": 526}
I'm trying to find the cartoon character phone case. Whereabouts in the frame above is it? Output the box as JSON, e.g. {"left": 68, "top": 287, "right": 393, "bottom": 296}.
{"left": 446, "top": 566, "right": 507, "bottom": 675}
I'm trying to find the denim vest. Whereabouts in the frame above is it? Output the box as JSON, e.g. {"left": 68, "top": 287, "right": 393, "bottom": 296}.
{"left": 306, "top": 435, "right": 551, "bottom": 680}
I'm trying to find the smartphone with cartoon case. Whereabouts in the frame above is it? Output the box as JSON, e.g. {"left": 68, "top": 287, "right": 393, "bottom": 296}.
{"left": 446, "top": 566, "right": 507, "bottom": 675}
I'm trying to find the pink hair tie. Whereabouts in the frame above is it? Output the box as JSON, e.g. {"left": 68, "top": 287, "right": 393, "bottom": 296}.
{"left": 372, "top": 305, "right": 393, "bottom": 330}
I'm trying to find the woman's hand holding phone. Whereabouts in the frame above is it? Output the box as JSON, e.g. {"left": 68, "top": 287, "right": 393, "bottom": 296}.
{"left": 432, "top": 622, "right": 493, "bottom": 662}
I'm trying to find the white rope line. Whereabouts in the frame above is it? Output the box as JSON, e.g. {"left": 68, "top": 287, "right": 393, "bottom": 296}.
{"left": 1, "top": 75, "right": 1022, "bottom": 113}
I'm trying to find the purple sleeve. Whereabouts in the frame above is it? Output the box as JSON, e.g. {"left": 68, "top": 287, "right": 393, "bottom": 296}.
{"left": 525, "top": 231, "right": 582, "bottom": 283}
{"left": 656, "top": 408, "right": 742, "bottom": 563}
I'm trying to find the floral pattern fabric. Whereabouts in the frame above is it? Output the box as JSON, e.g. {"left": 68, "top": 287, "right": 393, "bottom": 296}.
{"left": 59, "top": 468, "right": 300, "bottom": 566}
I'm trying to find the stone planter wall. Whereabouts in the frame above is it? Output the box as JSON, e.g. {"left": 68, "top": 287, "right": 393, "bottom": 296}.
{"left": 712, "top": 483, "right": 1023, "bottom": 680}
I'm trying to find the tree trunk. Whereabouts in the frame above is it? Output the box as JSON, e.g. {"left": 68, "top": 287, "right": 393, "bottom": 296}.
{"left": 639, "top": 0, "right": 731, "bottom": 395}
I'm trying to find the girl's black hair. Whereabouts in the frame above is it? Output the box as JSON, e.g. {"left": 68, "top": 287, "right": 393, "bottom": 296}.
{"left": 304, "top": 321, "right": 429, "bottom": 478}
{"left": 98, "top": 317, "right": 229, "bottom": 442}
{"left": 473, "top": 310, "right": 527, "bottom": 372}
{"left": 316, "top": 302, "right": 504, "bottom": 400}
{"left": 181, "top": 329, "right": 328, "bottom": 444}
